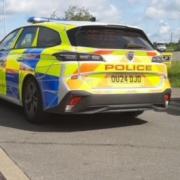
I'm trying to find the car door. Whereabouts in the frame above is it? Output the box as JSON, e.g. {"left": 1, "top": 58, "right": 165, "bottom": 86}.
{"left": 5, "top": 26, "right": 38, "bottom": 101}
{"left": 0, "top": 29, "right": 21, "bottom": 96}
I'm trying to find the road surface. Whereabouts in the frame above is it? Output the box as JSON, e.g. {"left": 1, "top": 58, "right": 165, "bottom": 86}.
{"left": 0, "top": 99, "right": 180, "bottom": 180}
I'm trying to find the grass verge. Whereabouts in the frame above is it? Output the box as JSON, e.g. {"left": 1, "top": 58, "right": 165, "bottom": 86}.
{"left": 169, "top": 61, "right": 180, "bottom": 88}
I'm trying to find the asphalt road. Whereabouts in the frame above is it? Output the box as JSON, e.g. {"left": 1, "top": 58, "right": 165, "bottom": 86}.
{"left": 0, "top": 100, "right": 180, "bottom": 180}
{"left": 172, "top": 52, "right": 180, "bottom": 61}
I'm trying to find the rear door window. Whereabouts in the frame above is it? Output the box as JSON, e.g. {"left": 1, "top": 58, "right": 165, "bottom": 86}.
{"left": 37, "top": 27, "right": 61, "bottom": 48}
{"left": 15, "top": 27, "right": 37, "bottom": 49}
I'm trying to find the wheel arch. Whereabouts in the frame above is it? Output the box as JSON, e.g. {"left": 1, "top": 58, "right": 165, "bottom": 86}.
{"left": 21, "top": 74, "right": 43, "bottom": 106}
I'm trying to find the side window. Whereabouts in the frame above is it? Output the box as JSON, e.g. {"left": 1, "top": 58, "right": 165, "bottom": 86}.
{"left": 15, "top": 27, "right": 37, "bottom": 49}
{"left": 0, "top": 29, "right": 20, "bottom": 50}
{"left": 37, "top": 27, "right": 61, "bottom": 48}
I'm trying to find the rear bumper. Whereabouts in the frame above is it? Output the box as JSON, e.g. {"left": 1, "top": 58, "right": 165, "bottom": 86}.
{"left": 47, "top": 89, "right": 171, "bottom": 114}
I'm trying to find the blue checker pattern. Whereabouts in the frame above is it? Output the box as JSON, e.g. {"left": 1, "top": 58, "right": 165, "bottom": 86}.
{"left": 36, "top": 73, "right": 60, "bottom": 110}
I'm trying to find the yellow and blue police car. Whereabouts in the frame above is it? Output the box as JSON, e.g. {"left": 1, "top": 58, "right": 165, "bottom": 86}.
{"left": 0, "top": 17, "right": 171, "bottom": 123}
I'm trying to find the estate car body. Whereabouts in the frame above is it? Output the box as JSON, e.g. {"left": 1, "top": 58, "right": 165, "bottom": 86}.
{"left": 0, "top": 17, "right": 171, "bottom": 122}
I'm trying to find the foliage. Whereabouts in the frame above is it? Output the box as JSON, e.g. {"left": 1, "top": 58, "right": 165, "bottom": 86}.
{"left": 64, "top": 6, "right": 95, "bottom": 21}
{"left": 169, "top": 61, "right": 180, "bottom": 87}
{"left": 166, "top": 42, "right": 180, "bottom": 52}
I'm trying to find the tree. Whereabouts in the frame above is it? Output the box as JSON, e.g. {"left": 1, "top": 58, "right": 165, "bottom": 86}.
{"left": 64, "top": 6, "right": 95, "bottom": 21}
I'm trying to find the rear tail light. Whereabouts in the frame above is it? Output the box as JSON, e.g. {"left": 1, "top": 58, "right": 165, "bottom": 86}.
{"left": 65, "top": 96, "right": 82, "bottom": 112}
{"left": 54, "top": 52, "right": 104, "bottom": 61}
{"left": 162, "top": 55, "right": 171, "bottom": 61}
{"left": 152, "top": 56, "right": 163, "bottom": 63}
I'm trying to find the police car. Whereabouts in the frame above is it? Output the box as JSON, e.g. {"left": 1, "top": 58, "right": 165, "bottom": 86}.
{"left": 0, "top": 17, "right": 171, "bottom": 123}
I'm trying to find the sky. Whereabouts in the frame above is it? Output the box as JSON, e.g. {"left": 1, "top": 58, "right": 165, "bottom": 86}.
{"left": 0, "top": 0, "right": 180, "bottom": 43}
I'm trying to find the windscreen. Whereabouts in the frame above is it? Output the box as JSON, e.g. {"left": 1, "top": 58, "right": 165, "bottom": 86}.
{"left": 67, "top": 26, "right": 154, "bottom": 50}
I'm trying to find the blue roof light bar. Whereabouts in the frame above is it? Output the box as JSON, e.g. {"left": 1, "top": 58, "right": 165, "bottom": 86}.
{"left": 27, "top": 17, "right": 67, "bottom": 24}
{"left": 28, "top": 16, "right": 96, "bottom": 24}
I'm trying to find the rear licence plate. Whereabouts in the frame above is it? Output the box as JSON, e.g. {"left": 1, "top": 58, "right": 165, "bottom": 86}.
{"left": 110, "top": 74, "right": 144, "bottom": 84}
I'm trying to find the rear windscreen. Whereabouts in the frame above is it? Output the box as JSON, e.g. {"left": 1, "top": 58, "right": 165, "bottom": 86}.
{"left": 67, "top": 26, "right": 154, "bottom": 50}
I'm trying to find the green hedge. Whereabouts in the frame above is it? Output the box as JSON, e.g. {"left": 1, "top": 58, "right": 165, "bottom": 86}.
{"left": 169, "top": 61, "right": 180, "bottom": 87}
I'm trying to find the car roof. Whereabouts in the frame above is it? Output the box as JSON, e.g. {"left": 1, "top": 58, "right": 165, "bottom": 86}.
{"left": 26, "top": 17, "right": 144, "bottom": 32}
{"left": 47, "top": 21, "right": 140, "bottom": 28}
{"left": 30, "top": 21, "right": 143, "bottom": 32}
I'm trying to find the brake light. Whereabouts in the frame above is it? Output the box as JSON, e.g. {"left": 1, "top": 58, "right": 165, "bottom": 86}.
{"left": 65, "top": 96, "right": 82, "bottom": 112}
{"left": 164, "top": 94, "right": 171, "bottom": 108}
{"left": 54, "top": 52, "right": 104, "bottom": 61}
{"left": 164, "top": 94, "right": 171, "bottom": 102}
{"left": 69, "top": 96, "right": 82, "bottom": 106}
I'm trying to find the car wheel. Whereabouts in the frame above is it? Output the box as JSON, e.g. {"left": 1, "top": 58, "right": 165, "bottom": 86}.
{"left": 22, "top": 77, "right": 44, "bottom": 123}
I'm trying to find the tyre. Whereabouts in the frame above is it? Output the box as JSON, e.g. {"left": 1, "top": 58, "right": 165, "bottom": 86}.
{"left": 22, "top": 77, "right": 44, "bottom": 123}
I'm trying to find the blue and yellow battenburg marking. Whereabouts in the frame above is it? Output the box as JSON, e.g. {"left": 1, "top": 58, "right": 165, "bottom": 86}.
{"left": 0, "top": 48, "right": 61, "bottom": 109}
